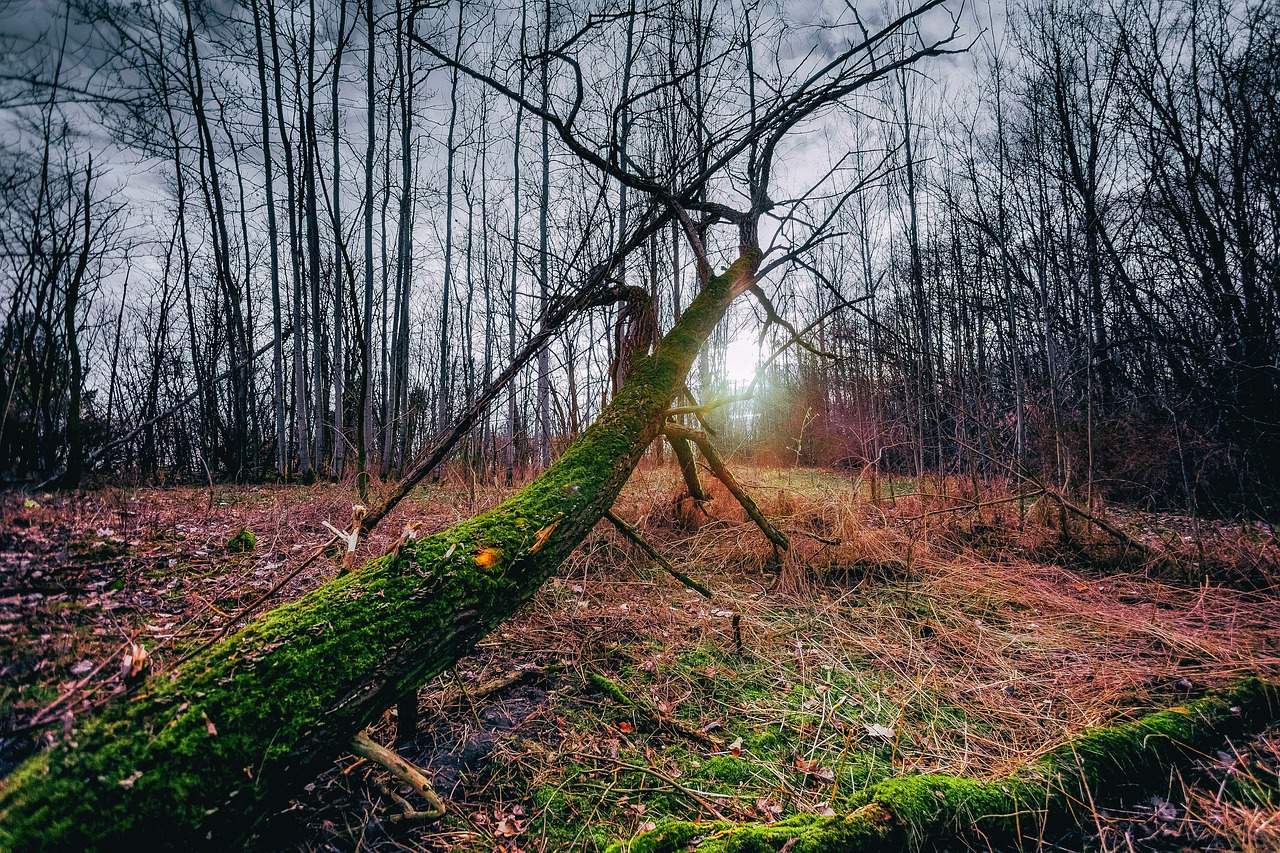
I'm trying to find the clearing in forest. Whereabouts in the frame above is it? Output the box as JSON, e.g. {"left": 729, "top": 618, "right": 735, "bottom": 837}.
{"left": 1, "top": 468, "right": 1277, "bottom": 851}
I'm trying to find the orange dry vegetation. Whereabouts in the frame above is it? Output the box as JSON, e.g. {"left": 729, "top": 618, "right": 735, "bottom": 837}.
{"left": 1, "top": 465, "right": 1277, "bottom": 851}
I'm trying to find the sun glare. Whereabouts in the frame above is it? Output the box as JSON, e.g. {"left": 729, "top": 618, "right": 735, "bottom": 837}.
{"left": 723, "top": 334, "right": 763, "bottom": 387}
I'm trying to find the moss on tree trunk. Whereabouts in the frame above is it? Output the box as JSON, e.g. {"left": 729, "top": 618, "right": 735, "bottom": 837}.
{"left": 607, "top": 678, "right": 1280, "bottom": 853}
{"left": 0, "top": 254, "right": 759, "bottom": 852}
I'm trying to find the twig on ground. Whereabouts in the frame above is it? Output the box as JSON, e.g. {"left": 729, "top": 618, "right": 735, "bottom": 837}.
{"left": 578, "top": 752, "right": 730, "bottom": 820}
{"left": 350, "top": 730, "right": 446, "bottom": 823}
{"left": 586, "top": 671, "right": 722, "bottom": 749}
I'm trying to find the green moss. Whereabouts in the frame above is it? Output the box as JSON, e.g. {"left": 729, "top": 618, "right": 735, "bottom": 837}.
{"left": 531, "top": 784, "right": 564, "bottom": 811}
{"left": 608, "top": 818, "right": 726, "bottom": 853}
{"left": 743, "top": 730, "right": 786, "bottom": 755}
{"left": 588, "top": 672, "right": 634, "bottom": 706}
{"left": 225, "top": 527, "right": 257, "bottom": 553}
{"left": 607, "top": 810, "right": 895, "bottom": 853}
{"left": 71, "top": 535, "right": 126, "bottom": 560}
{"left": 698, "top": 756, "right": 750, "bottom": 786}
{"left": 616, "top": 680, "right": 1280, "bottom": 852}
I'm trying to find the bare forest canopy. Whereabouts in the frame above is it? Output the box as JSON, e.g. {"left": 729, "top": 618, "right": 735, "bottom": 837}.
{"left": 1, "top": 0, "right": 1278, "bottom": 517}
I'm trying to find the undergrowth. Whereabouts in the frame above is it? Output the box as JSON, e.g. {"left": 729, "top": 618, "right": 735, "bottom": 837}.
{"left": 0, "top": 466, "right": 1277, "bottom": 851}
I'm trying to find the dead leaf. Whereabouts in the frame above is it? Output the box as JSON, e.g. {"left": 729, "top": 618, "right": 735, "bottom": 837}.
{"left": 494, "top": 816, "right": 525, "bottom": 838}
{"left": 755, "top": 797, "right": 782, "bottom": 821}
{"left": 203, "top": 711, "right": 218, "bottom": 736}
{"left": 1151, "top": 796, "right": 1179, "bottom": 822}
{"left": 616, "top": 721, "right": 634, "bottom": 733}
{"left": 795, "top": 755, "right": 835, "bottom": 781}
{"left": 864, "top": 723, "right": 894, "bottom": 740}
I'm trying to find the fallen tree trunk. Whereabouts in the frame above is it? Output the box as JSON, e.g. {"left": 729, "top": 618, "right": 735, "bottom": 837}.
{"left": 0, "top": 253, "right": 760, "bottom": 851}
{"left": 607, "top": 678, "right": 1280, "bottom": 853}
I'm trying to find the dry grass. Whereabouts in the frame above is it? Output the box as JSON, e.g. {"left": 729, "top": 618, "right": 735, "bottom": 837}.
{"left": 1, "top": 463, "right": 1278, "bottom": 851}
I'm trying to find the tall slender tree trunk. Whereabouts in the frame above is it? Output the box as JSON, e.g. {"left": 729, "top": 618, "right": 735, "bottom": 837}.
{"left": 388, "top": 7, "right": 414, "bottom": 472}
{"left": 61, "top": 161, "right": 91, "bottom": 486}
{"left": 437, "top": 2, "right": 464, "bottom": 436}
{"left": 305, "top": 0, "right": 326, "bottom": 476}
{"left": 267, "top": 0, "right": 311, "bottom": 478}
{"left": 359, "top": 0, "right": 375, "bottom": 488}
{"left": 536, "top": 0, "right": 552, "bottom": 469}
{"left": 505, "top": 1, "right": 527, "bottom": 485}
{"left": 253, "top": 0, "right": 287, "bottom": 478}
{"left": 182, "top": 0, "right": 250, "bottom": 478}
{"left": 331, "top": 0, "right": 348, "bottom": 478}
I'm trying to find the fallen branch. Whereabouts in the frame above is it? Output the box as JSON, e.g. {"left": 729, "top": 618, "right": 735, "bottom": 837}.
{"left": 349, "top": 730, "right": 445, "bottom": 823}
{"left": 607, "top": 678, "right": 1280, "bottom": 852}
{"left": 664, "top": 390, "right": 753, "bottom": 418}
{"left": 467, "top": 663, "right": 565, "bottom": 703}
{"left": 603, "top": 509, "right": 712, "bottom": 599}
{"left": 899, "top": 489, "right": 1045, "bottom": 523}
{"left": 663, "top": 424, "right": 789, "bottom": 552}
{"left": 581, "top": 752, "right": 729, "bottom": 821}
{"left": 1041, "top": 489, "right": 1154, "bottom": 557}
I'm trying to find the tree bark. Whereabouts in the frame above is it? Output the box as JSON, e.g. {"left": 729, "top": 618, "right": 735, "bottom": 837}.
{"left": 0, "top": 250, "right": 760, "bottom": 852}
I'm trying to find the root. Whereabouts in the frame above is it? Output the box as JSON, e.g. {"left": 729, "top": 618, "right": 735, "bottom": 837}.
{"left": 350, "top": 730, "right": 445, "bottom": 824}
{"left": 607, "top": 678, "right": 1280, "bottom": 852}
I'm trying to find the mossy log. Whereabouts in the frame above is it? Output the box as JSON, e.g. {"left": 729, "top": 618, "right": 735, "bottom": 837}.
{"left": 0, "top": 254, "right": 760, "bottom": 851}
{"left": 608, "top": 678, "right": 1280, "bottom": 853}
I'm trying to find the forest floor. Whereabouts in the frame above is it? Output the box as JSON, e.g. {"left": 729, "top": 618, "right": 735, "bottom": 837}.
{"left": 2, "top": 466, "right": 1279, "bottom": 852}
